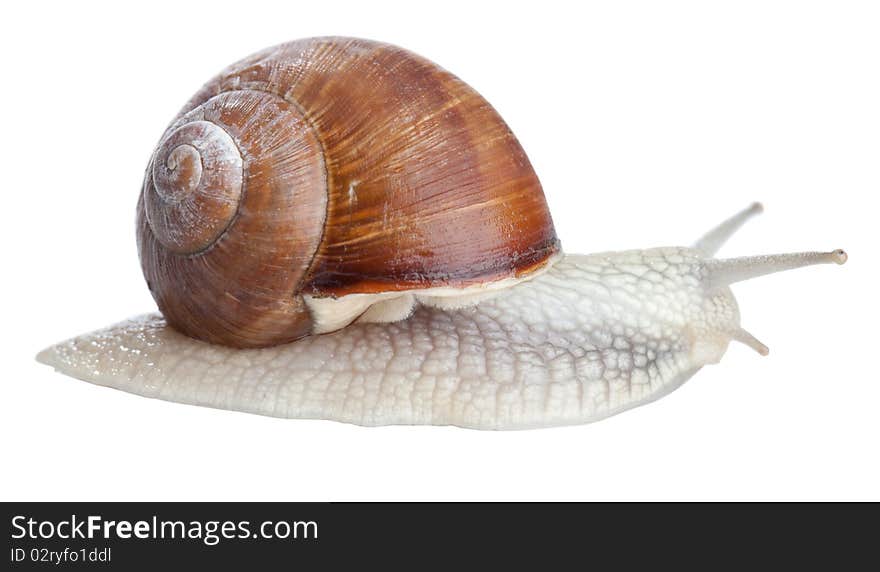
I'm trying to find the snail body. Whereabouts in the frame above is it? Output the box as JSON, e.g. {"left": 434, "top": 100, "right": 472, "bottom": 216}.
{"left": 38, "top": 38, "right": 846, "bottom": 429}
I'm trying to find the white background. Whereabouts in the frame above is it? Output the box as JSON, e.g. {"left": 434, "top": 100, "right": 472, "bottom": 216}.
{"left": 1, "top": 1, "right": 877, "bottom": 501}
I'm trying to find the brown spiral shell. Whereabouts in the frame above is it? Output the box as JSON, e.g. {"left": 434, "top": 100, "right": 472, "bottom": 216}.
{"left": 137, "top": 37, "right": 560, "bottom": 348}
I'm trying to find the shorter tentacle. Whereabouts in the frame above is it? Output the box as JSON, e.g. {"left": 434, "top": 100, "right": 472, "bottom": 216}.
{"left": 731, "top": 328, "right": 770, "bottom": 356}
{"left": 693, "top": 202, "right": 764, "bottom": 256}
{"left": 705, "top": 249, "right": 847, "bottom": 287}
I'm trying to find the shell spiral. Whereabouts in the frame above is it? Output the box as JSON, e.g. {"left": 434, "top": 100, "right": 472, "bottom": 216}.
{"left": 137, "top": 37, "right": 560, "bottom": 348}
{"left": 145, "top": 120, "right": 244, "bottom": 254}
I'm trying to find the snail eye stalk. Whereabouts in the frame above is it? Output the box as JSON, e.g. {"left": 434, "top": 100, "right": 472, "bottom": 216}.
{"left": 705, "top": 250, "right": 847, "bottom": 287}
{"left": 693, "top": 202, "right": 764, "bottom": 256}
{"left": 693, "top": 203, "right": 846, "bottom": 357}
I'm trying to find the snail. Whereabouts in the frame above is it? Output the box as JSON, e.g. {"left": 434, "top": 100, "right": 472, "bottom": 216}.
{"left": 37, "top": 37, "right": 846, "bottom": 429}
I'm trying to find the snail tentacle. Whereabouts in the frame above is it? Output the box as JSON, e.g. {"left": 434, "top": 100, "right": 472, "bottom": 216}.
{"left": 705, "top": 249, "right": 847, "bottom": 287}
{"left": 692, "top": 202, "right": 763, "bottom": 256}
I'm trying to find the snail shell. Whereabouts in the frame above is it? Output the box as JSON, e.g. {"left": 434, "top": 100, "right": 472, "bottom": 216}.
{"left": 138, "top": 37, "right": 560, "bottom": 348}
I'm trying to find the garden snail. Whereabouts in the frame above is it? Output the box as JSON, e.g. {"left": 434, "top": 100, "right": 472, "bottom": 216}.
{"left": 38, "top": 37, "right": 846, "bottom": 429}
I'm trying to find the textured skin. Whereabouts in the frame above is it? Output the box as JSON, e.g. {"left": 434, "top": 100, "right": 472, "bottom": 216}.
{"left": 38, "top": 249, "right": 741, "bottom": 429}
